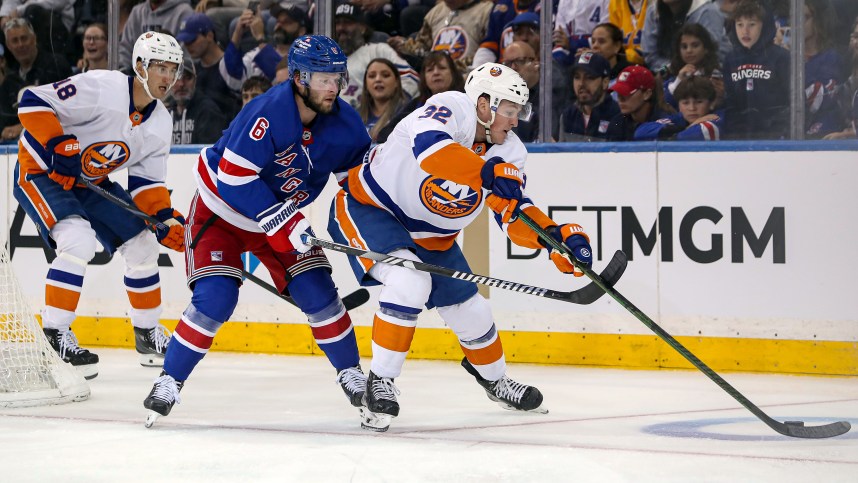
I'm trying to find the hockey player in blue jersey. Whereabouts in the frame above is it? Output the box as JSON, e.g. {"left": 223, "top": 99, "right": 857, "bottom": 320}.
{"left": 142, "top": 35, "right": 372, "bottom": 427}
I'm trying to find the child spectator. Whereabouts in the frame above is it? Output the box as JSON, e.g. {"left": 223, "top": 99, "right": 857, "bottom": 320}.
{"left": 663, "top": 23, "right": 724, "bottom": 109}
{"left": 642, "top": 0, "right": 729, "bottom": 74}
{"left": 723, "top": 0, "right": 789, "bottom": 140}
{"left": 635, "top": 76, "right": 723, "bottom": 140}
{"left": 824, "top": 15, "right": 858, "bottom": 140}
{"left": 359, "top": 58, "right": 410, "bottom": 142}
{"left": 609, "top": 0, "right": 648, "bottom": 65}
{"left": 559, "top": 52, "right": 620, "bottom": 140}
{"left": 606, "top": 65, "right": 674, "bottom": 140}
{"left": 240, "top": 75, "right": 272, "bottom": 107}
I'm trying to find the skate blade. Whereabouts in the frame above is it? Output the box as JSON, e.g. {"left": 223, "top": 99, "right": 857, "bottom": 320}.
{"left": 144, "top": 411, "right": 161, "bottom": 428}
{"left": 139, "top": 353, "right": 165, "bottom": 367}
{"left": 498, "top": 401, "right": 549, "bottom": 414}
{"left": 359, "top": 407, "right": 392, "bottom": 432}
{"left": 73, "top": 364, "right": 98, "bottom": 380}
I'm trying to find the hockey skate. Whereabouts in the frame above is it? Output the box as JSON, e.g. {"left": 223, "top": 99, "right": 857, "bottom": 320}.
{"left": 134, "top": 324, "right": 170, "bottom": 367}
{"left": 461, "top": 358, "right": 548, "bottom": 414}
{"left": 143, "top": 371, "right": 183, "bottom": 428}
{"left": 336, "top": 365, "right": 367, "bottom": 407}
{"left": 360, "top": 371, "right": 400, "bottom": 432}
{"left": 43, "top": 328, "right": 99, "bottom": 380}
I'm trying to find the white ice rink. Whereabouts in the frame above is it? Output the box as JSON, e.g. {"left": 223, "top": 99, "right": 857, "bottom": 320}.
{"left": 0, "top": 348, "right": 855, "bottom": 482}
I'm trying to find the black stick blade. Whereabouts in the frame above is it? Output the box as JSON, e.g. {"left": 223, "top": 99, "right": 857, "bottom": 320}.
{"left": 564, "top": 250, "right": 628, "bottom": 305}
{"left": 775, "top": 420, "right": 851, "bottom": 439}
{"left": 342, "top": 288, "right": 371, "bottom": 311}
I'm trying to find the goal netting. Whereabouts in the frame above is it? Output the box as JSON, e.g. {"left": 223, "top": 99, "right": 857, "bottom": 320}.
{"left": 0, "top": 245, "right": 90, "bottom": 408}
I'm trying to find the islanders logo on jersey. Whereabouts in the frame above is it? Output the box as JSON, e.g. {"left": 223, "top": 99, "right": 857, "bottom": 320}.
{"left": 420, "top": 176, "right": 482, "bottom": 218}
{"left": 432, "top": 27, "right": 469, "bottom": 60}
{"left": 81, "top": 142, "right": 131, "bottom": 177}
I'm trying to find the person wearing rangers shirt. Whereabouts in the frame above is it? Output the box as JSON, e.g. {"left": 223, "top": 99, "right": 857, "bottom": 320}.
{"left": 142, "top": 36, "right": 372, "bottom": 426}
{"left": 722, "top": 0, "right": 789, "bottom": 140}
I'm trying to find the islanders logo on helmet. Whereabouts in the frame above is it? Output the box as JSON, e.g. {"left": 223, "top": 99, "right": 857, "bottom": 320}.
{"left": 420, "top": 176, "right": 482, "bottom": 218}
{"left": 489, "top": 66, "right": 503, "bottom": 77}
{"left": 432, "top": 27, "right": 469, "bottom": 60}
{"left": 81, "top": 142, "right": 131, "bottom": 177}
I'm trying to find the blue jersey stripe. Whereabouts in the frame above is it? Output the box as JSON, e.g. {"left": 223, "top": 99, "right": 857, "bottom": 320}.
{"left": 412, "top": 130, "right": 452, "bottom": 160}
{"left": 18, "top": 90, "right": 52, "bottom": 109}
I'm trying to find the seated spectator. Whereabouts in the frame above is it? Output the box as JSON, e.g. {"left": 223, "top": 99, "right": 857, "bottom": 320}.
{"left": 0, "top": 0, "right": 75, "bottom": 59}
{"left": 471, "top": 0, "right": 540, "bottom": 68}
{"left": 609, "top": 0, "right": 648, "bottom": 65}
{"left": 0, "top": 18, "right": 71, "bottom": 140}
{"left": 559, "top": 52, "right": 620, "bottom": 141}
{"left": 177, "top": 12, "right": 241, "bottom": 118}
{"left": 387, "top": 0, "right": 494, "bottom": 72}
{"left": 800, "top": 0, "right": 846, "bottom": 138}
{"left": 824, "top": 15, "right": 858, "bottom": 140}
{"left": 635, "top": 76, "right": 723, "bottom": 140}
{"left": 723, "top": 0, "right": 789, "bottom": 140}
{"left": 334, "top": 0, "right": 418, "bottom": 110}
{"left": 606, "top": 65, "right": 673, "bottom": 141}
{"left": 359, "top": 58, "right": 410, "bottom": 142}
{"left": 118, "top": 0, "right": 194, "bottom": 72}
{"left": 166, "top": 58, "right": 229, "bottom": 144}
{"left": 502, "top": 41, "right": 541, "bottom": 142}
{"left": 504, "top": 13, "right": 541, "bottom": 62}
{"left": 241, "top": 75, "right": 272, "bottom": 107}
{"left": 586, "top": 23, "right": 631, "bottom": 81}
{"left": 642, "top": 0, "right": 729, "bottom": 74}
{"left": 662, "top": 23, "right": 724, "bottom": 109}
{"left": 551, "top": 0, "right": 608, "bottom": 66}
{"left": 75, "top": 23, "right": 109, "bottom": 73}
{"left": 376, "top": 50, "right": 465, "bottom": 143}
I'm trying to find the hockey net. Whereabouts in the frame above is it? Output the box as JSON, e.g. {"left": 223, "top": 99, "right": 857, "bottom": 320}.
{"left": 0, "top": 245, "right": 89, "bottom": 407}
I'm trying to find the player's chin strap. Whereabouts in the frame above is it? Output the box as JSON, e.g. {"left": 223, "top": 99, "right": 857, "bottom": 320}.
{"left": 135, "top": 60, "right": 179, "bottom": 101}
{"left": 477, "top": 110, "right": 496, "bottom": 144}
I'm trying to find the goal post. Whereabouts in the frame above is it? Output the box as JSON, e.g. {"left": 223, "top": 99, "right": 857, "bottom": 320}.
{"left": 0, "top": 244, "right": 89, "bottom": 408}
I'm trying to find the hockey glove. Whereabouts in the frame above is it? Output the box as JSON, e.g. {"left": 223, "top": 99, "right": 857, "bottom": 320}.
{"left": 257, "top": 200, "right": 312, "bottom": 254}
{"left": 546, "top": 224, "right": 592, "bottom": 277}
{"left": 480, "top": 156, "right": 523, "bottom": 224}
{"left": 152, "top": 208, "right": 186, "bottom": 252}
{"left": 45, "top": 134, "right": 82, "bottom": 190}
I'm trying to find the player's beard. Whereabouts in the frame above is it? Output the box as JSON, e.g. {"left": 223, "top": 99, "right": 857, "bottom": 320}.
{"left": 302, "top": 87, "right": 336, "bottom": 114}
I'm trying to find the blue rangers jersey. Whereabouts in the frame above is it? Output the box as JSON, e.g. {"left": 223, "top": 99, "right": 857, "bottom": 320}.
{"left": 195, "top": 81, "right": 371, "bottom": 231}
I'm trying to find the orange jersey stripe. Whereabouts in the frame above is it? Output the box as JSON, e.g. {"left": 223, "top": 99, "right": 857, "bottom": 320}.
{"left": 372, "top": 315, "right": 416, "bottom": 353}
{"left": 460, "top": 337, "right": 504, "bottom": 365}
{"left": 507, "top": 205, "right": 556, "bottom": 249}
{"left": 420, "top": 144, "right": 484, "bottom": 192}
{"left": 46, "top": 285, "right": 81, "bottom": 312}
{"left": 132, "top": 186, "right": 172, "bottom": 216}
{"left": 334, "top": 190, "right": 374, "bottom": 274}
{"left": 413, "top": 233, "right": 459, "bottom": 251}
{"left": 19, "top": 110, "right": 63, "bottom": 146}
{"left": 346, "top": 165, "right": 381, "bottom": 208}
{"left": 127, "top": 288, "right": 162, "bottom": 310}
{"left": 17, "top": 167, "right": 57, "bottom": 227}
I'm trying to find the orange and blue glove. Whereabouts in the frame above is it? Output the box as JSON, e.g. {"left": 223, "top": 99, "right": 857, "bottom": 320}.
{"left": 480, "top": 156, "right": 523, "bottom": 223}
{"left": 545, "top": 224, "right": 592, "bottom": 277}
{"left": 152, "top": 208, "right": 186, "bottom": 252}
{"left": 45, "top": 134, "right": 82, "bottom": 190}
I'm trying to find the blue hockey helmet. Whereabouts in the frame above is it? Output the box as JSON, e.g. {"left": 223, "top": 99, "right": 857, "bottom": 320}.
{"left": 287, "top": 35, "right": 348, "bottom": 89}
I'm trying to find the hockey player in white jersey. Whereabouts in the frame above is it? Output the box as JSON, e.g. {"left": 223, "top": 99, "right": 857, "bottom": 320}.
{"left": 328, "top": 62, "right": 594, "bottom": 431}
{"left": 12, "top": 32, "right": 187, "bottom": 379}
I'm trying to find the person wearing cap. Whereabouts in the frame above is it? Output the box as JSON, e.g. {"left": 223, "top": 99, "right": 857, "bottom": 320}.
{"left": 559, "top": 52, "right": 620, "bottom": 141}
{"left": 471, "top": 2, "right": 539, "bottom": 69}
{"left": 334, "top": 0, "right": 418, "bottom": 110}
{"left": 166, "top": 57, "right": 229, "bottom": 144}
{"left": 177, "top": 12, "right": 241, "bottom": 118}
{"left": 551, "top": 0, "right": 608, "bottom": 66}
{"left": 605, "top": 64, "right": 673, "bottom": 141}
{"left": 118, "top": 0, "right": 194, "bottom": 72}
{"left": 634, "top": 75, "right": 723, "bottom": 140}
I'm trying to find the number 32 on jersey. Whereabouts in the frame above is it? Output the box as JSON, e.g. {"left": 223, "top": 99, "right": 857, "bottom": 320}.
{"left": 418, "top": 105, "right": 452, "bottom": 124}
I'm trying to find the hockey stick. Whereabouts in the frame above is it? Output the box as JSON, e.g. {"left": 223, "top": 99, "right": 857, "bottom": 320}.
{"left": 516, "top": 211, "right": 851, "bottom": 439}
{"left": 302, "top": 234, "right": 627, "bottom": 305}
{"left": 81, "top": 179, "right": 370, "bottom": 311}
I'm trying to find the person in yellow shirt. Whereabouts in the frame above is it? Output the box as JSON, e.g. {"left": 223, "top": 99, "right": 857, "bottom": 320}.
{"left": 609, "top": 0, "right": 648, "bottom": 64}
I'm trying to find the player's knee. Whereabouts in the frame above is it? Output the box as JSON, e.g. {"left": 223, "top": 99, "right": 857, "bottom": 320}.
{"left": 191, "top": 276, "right": 240, "bottom": 322}
{"left": 52, "top": 216, "right": 97, "bottom": 263}
{"left": 437, "top": 293, "right": 494, "bottom": 342}
{"left": 118, "top": 230, "right": 160, "bottom": 270}
{"left": 374, "top": 249, "right": 432, "bottom": 311}
{"left": 288, "top": 268, "right": 339, "bottom": 315}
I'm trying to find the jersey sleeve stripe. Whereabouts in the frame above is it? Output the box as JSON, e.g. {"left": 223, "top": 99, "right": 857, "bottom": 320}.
{"left": 412, "top": 130, "right": 453, "bottom": 160}
{"left": 19, "top": 111, "right": 63, "bottom": 146}
{"left": 218, "top": 158, "right": 259, "bottom": 177}
{"left": 222, "top": 147, "right": 263, "bottom": 172}
{"left": 419, "top": 143, "right": 485, "bottom": 191}
{"left": 17, "top": 90, "right": 52, "bottom": 109}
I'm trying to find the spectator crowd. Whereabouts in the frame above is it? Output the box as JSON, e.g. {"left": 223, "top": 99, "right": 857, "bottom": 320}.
{"left": 0, "top": 0, "right": 856, "bottom": 143}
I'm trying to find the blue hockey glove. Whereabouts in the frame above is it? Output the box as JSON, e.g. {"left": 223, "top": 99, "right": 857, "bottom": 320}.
{"left": 480, "top": 156, "right": 523, "bottom": 223}
{"left": 546, "top": 224, "right": 592, "bottom": 277}
{"left": 45, "top": 134, "right": 82, "bottom": 190}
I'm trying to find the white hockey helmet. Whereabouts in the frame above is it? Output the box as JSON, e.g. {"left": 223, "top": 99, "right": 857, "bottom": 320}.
{"left": 132, "top": 31, "right": 183, "bottom": 100}
{"left": 465, "top": 62, "right": 532, "bottom": 142}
